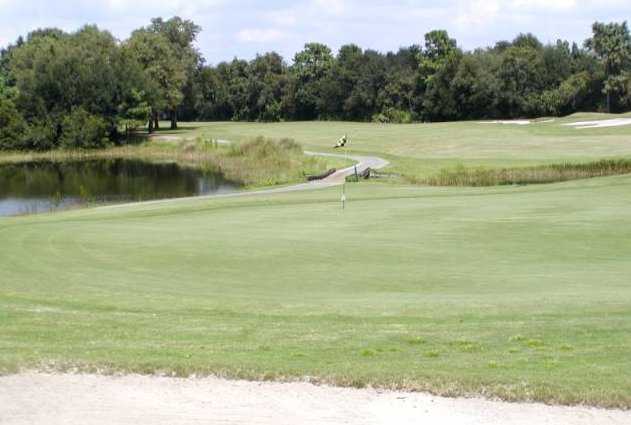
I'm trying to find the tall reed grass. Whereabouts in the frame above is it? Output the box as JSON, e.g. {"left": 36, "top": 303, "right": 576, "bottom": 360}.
{"left": 213, "top": 136, "right": 330, "bottom": 186}
{"left": 0, "top": 135, "right": 338, "bottom": 188}
{"left": 420, "top": 159, "right": 631, "bottom": 187}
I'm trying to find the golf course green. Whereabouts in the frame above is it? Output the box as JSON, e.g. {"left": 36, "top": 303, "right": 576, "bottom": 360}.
{"left": 1, "top": 117, "right": 631, "bottom": 408}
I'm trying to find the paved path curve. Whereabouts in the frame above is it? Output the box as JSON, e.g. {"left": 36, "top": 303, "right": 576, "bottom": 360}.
{"left": 99, "top": 150, "right": 389, "bottom": 211}
{"left": 213, "top": 150, "right": 389, "bottom": 196}
{"left": 151, "top": 134, "right": 390, "bottom": 194}
{"left": 1, "top": 373, "right": 629, "bottom": 425}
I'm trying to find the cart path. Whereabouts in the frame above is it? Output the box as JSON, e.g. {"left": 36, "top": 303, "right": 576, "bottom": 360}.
{"left": 0, "top": 373, "right": 629, "bottom": 425}
{"left": 228, "top": 150, "right": 389, "bottom": 194}
{"left": 98, "top": 150, "right": 389, "bottom": 211}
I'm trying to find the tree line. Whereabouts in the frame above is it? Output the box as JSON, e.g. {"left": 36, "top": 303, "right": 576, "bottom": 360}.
{"left": 1, "top": 18, "right": 630, "bottom": 150}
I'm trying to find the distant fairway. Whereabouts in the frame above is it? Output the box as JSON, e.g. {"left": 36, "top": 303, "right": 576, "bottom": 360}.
{"left": 2, "top": 173, "right": 631, "bottom": 407}
{"left": 161, "top": 112, "right": 631, "bottom": 181}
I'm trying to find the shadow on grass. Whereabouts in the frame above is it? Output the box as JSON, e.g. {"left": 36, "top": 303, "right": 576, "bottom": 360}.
{"left": 152, "top": 125, "right": 203, "bottom": 134}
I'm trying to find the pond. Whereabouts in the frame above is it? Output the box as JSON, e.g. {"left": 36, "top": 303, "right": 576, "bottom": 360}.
{"left": 0, "top": 159, "right": 239, "bottom": 216}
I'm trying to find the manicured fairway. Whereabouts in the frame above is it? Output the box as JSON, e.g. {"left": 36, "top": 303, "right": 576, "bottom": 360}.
{"left": 161, "top": 112, "right": 631, "bottom": 180}
{"left": 2, "top": 176, "right": 631, "bottom": 407}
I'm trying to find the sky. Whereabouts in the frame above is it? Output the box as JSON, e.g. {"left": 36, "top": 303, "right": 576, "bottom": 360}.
{"left": 0, "top": 0, "right": 630, "bottom": 64}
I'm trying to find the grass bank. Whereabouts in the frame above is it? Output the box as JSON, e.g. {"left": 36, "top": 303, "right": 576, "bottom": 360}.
{"left": 0, "top": 135, "right": 348, "bottom": 188}
{"left": 8, "top": 114, "right": 629, "bottom": 188}
{"left": 415, "top": 159, "right": 631, "bottom": 186}
{"left": 211, "top": 136, "right": 346, "bottom": 187}
{"left": 174, "top": 114, "right": 631, "bottom": 186}
{"left": 2, "top": 178, "right": 631, "bottom": 408}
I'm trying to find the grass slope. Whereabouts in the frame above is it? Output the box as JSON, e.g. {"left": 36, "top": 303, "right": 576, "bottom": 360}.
{"left": 166, "top": 113, "right": 631, "bottom": 182}
{"left": 2, "top": 177, "right": 631, "bottom": 407}
{"left": 0, "top": 136, "right": 349, "bottom": 188}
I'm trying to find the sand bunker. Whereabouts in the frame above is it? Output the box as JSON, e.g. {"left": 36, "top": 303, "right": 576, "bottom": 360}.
{"left": 480, "top": 120, "right": 531, "bottom": 125}
{"left": 1, "top": 373, "right": 630, "bottom": 425}
{"left": 564, "top": 118, "right": 631, "bottom": 129}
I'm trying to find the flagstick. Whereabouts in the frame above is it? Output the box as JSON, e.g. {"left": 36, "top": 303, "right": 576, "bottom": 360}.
{"left": 341, "top": 145, "right": 348, "bottom": 210}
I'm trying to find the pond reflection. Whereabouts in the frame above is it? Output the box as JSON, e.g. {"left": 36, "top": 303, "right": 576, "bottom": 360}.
{"left": 0, "top": 159, "right": 239, "bottom": 216}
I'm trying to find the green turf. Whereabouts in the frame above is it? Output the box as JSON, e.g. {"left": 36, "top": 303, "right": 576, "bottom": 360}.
{"left": 2, "top": 175, "right": 631, "bottom": 407}
{"left": 163, "top": 112, "right": 631, "bottom": 181}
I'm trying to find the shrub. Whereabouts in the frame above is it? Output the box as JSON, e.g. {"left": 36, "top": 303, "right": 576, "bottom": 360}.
{"left": 526, "top": 72, "right": 592, "bottom": 117}
{"left": 0, "top": 98, "right": 27, "bottom": 150}
{"left": 372, "top": 112, "right": 389, "bottom": 124}
{"left": 59, "top": 108, "right": 110, "bottom": 149}
{"left": 20, "top": 119, "right": 57, "bottom": 150}
{"left": 117, "top": 89, "right": 151, "bottom": 135}
{"left": 372, "top": 108, "right": 413, "bottom": 124}
{"left": 260, "top": 101, "right": 282, "bottom": 122}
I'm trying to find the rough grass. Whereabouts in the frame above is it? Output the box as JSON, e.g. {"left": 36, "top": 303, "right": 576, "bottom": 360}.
{"left": 418, "top": 159, "right": 631, "bottom": 186}
{"left": 0, "top": 135, "right": 346, "bottom": 188}
{"left": 171, "top": 114, "right": 631, "bottom": 185}
{"left": 2, "top": 179, "right": 631, "bottom": 408}
{"left": 215, "top": 136, "right": 332, "bottom": 187}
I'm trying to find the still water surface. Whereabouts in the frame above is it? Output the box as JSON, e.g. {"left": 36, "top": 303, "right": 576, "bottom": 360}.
{"left": 0, "top": 159, "right": 238, "bottom": 216}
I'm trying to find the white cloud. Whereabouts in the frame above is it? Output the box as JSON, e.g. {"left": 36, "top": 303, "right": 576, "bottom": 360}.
{"left": 2, "top": 0, "right": 631, "bottom": 62}
{"left": 237, "top": 28, "right": 288, "bottom": 43}
{"left": 512, "top": 0, "right": 576, "bottom": 10}
{"left": 105, "top": 0, "right": 223, "bottom": 13}
{"left": 265, "top": 9, "right": 298, "bottom": 27}
{"left": 312, "top": 0, "right": 345, "bottom": 16}
{"left": 456, "top": 0, "right": 501, "bottom": 26}
{"left": 457, "top": 0, "right": 577, "bottom": 26}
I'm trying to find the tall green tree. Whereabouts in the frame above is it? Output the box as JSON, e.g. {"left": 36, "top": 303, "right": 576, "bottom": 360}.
{"left": 344, "top": 49, "right": 386, "bottom": 120}
{"left": 289, "top": 43, "right": 334, "bottom": 119}
{"left": 451, "top": 51, "right": 501, "bottom": 119}
{"left": 147, "top": 17, "right": 201, "bottom": 129}
{"left": 3, "top": 17, "right": 631, "bottom": 151}
{"left": 0, "top": 97, "right": 27, "bottom": 149}
{"left": 222, "top": 59, "right": 250, "bottom": 120}
{"left": 585, "top": 21, "right": 631, "bottom": 112}
{"left": 193, "top": 66, "right": 229, "bottom": 120}
{"left": 379, "top": 46, "right": 422, "bottom": 120}
{"left": 125, "top": 29, "right": 186, "bottom": 132}
{"left": 419, "top": 30, "right": 459, "bottom": 79}
{"left": 319, "top": 44, "right": 364, "bottom": 119}
{"left": 8, "top": 25, "right": 148, "bottom": 146}
{"left": 419, "top": 30, "right": 462, "bottom": 121}
{"left": 247, "top": 52, "right": 287, "bottom": 121}
{"left": 0, "top": 70, "right": 9, "bottom": 99}
{"left": 497, "top": 44, "right": 545, "bottom": 117}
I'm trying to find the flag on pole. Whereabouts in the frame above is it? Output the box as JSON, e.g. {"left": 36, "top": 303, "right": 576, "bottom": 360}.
{"left": 334, "top": 134, "right": 350, "bottom": 210}
{"left": 334, "top": 134, "right": 348, "bottom": 149}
